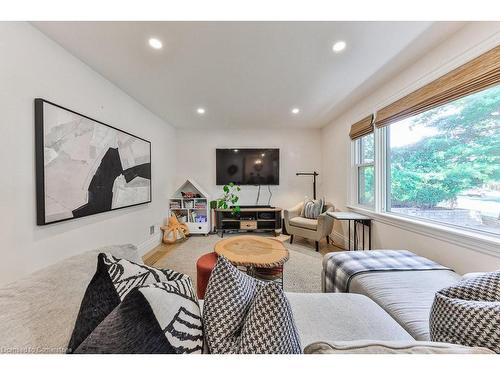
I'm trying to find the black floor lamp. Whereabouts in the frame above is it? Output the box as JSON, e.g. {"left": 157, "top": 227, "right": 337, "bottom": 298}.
{"left": 296, "top": 171, "right": 319, "bottom": 199}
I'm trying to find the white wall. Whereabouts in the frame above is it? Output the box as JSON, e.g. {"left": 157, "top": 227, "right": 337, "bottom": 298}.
{"left": 2, "top": 21, "right": 498, "bottom": 286}
{"left": 321, "top": 22, "right": 500, "bottom": 274}
{"left": 175, "top": 128, "right": 322, "bottom": 210}
{"left": 0, "top": 22, "right": 177, "bottom": 285}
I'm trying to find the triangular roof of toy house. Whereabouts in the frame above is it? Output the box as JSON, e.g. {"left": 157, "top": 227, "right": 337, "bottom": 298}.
{"left": 173, "top": 179, "right": 210, "bottom": 198}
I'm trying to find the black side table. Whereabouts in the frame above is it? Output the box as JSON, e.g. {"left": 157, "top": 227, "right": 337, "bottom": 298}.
{"left": 326, "top": 212, "right": 372, "bottom": 250}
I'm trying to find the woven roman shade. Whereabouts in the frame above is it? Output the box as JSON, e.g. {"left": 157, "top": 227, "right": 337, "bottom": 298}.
{"left": 349, "top": 114, "right": 374, "bottom": 140}
{"left": 375, "top": 45, "right": 500, "bottom": 128}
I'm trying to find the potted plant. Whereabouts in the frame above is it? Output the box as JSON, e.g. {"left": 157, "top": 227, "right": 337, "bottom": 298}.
{"left": 210, "top": 182, "right": 241, "bottom": 234}
{"left": 217, "top": 182, "right": 241, "bottom": 215}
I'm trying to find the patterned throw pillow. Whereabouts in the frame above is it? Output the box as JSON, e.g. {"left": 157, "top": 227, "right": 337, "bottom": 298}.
{"left": 301, "top": 197, "right": 324, "bottom": 219}
{"left": 202, "top": 256, "right": 263, "bottom": 354}
{"left": 74, "top": 278, "right": 203, "bottom": 354}
{"left": 67, "top": 253, "right": 187, "bottom": 352}
{"left": 430, "top": 270, "right": 500, "bottom": 353}
{"left": 238, "top": 282, "right": 302, "bottom": 354}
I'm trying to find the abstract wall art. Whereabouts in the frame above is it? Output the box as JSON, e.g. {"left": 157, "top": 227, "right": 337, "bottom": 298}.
{"left": 35, "top": 99, "right": 152, "bottom": 225}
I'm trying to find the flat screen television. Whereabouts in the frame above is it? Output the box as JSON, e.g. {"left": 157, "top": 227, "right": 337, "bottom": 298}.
{"left": 216, "top": 148, "right": 279, "bottom": 185}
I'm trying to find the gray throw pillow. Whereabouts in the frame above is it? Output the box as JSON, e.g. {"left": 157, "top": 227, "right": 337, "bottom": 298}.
{"left": 68, "top": 253, "right": 187, "bottom": 352}
{"left": 301, "top": 197, "right": 324, "bottom": 219}
{"left": 202, "top": 256, "right": 263, "bottom": 354}
{"left": 238, "top": 282, "right": 301, "bottom": 354}
{"left": 75, "top": 278, "right": 203, "bottom": 354}
{"left": 430, "top": 270, "right": 500, "bottom": 353}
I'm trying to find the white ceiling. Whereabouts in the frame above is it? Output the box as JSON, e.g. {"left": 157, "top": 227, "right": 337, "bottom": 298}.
{"left": 32, "top": 21, "right": 465, "bottom": 129}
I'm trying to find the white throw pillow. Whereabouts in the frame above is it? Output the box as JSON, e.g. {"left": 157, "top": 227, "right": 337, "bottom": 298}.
{"left": 301, "top": 198, "right": 324, "bottom": 219}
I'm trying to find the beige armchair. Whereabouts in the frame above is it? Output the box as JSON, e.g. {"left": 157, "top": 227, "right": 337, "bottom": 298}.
{"left": 284, "top": 201, "right": 334, "bottom": 251}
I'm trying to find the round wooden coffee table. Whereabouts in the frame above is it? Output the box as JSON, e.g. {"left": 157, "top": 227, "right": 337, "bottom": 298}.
{"left": 214, "top": 235, "right": 289, "bottom": 285}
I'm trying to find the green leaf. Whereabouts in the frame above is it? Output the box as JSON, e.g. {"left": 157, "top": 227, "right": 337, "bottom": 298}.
{"left": 223, "top": 185, "right": 229, "bottom": 193}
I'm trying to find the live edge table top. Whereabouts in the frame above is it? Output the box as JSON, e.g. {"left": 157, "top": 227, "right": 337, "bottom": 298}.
{"left": 214, "top": 235, "right": 289, "bottom": 268}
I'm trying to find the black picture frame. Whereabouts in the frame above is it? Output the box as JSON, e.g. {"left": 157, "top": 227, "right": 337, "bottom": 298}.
{"left": 35, "top": 98, "right": 152, "bottom": 225}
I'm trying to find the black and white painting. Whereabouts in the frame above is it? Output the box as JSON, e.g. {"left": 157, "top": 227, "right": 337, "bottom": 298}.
{"left": 35, "top": 99, "right": 151, "bottom": 225}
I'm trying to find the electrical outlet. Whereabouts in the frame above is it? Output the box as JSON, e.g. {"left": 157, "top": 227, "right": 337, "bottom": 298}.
{"left": 149, "top": 225, "right": 155, "bottom": 235}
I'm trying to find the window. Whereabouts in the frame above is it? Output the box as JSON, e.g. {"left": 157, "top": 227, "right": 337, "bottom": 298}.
{"left": 350, "top": 47, "right": 500, "bottom": 241}
{"left": 355, "top": 133, "right": 375, "bottom": 207}
{"left": 386, "top": 85, "right": 500, "bottom": 235}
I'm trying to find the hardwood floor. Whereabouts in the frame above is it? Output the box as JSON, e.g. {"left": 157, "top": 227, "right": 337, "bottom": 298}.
{"left": 143, "top": 241, "right": 181, "bottom": 266}
{"left": 143, "top": 233, "right": 344, "bottom": 267}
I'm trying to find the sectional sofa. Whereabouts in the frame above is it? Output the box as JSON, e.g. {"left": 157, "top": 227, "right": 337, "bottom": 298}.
{"left": 0, "top": 244, "right": 491, "bottom": 353}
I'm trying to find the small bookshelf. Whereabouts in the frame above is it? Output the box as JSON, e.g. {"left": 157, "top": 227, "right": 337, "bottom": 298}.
{"left": 169, "top": 179, "right": 210, "bottom": 235}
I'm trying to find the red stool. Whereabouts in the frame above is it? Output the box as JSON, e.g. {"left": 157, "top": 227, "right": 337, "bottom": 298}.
{"left": 196, "top": 252, "right": 218, "bottom": 299}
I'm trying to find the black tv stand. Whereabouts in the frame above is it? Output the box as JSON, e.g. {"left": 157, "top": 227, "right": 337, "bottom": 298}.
{"left": 215, "top": 206, "right": 282, "bottom": 237}
{"left": 235, "top": 205, "right": 274, "bottom": 209}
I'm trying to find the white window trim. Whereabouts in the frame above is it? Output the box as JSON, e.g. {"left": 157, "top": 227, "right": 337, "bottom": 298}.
{"left": 353, "top": 135, "right": 375, "bottom": 209}
{"left": 349, "top": 126, "right": 500, "bottom": 259}
{"left": 347, "top": 204, "right": 500, "bottom": 258}
{"left": 375, "top": 126, "right": 387, "bottom": 212}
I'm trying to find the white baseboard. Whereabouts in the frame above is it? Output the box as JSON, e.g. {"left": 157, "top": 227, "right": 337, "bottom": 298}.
{"left": 136, "top": 233, "right": 162, "bottom": 257}
{"left": 329, "top": 231, "right": 351, "bottom": 250}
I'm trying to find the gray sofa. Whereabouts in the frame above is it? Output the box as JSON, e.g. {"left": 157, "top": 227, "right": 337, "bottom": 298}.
{"left": 0, "top": 245, "right": 141, "bottom": 354}
{"left": 0, "top": 245, "right": 489, "bottom": 354}
{"left": 321, "top": 254, "right": 462, "bottom": 341}
{"left": 349, "top": 270, "right": 462, "bottom": 340}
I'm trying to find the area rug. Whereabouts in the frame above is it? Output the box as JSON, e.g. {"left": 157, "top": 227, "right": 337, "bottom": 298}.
{"left": 153, "top": 233, "right": 325, "bottom": 293}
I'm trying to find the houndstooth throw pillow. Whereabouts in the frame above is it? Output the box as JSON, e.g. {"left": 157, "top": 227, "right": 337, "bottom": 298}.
{"left": 202, "top": 256, "right": 263, "bottom": 354}
{"left": 238, "top": 282, "right": 302, "bottom": 354}
{"left": 430, "top": 270, "right": 500, "bottom": 353}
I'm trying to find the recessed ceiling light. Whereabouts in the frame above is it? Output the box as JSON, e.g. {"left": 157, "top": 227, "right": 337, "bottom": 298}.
{"left": 148, "top": 38, "right": 163, "bottom": 50}
{"left": 291, "top": 108, "right": 300, "bottom": 115}
{"left": 196, "top": 107, "right": 206, "bottom": 115}
{"left": 332, "top": 40, "right": 346, "bottom": 53}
